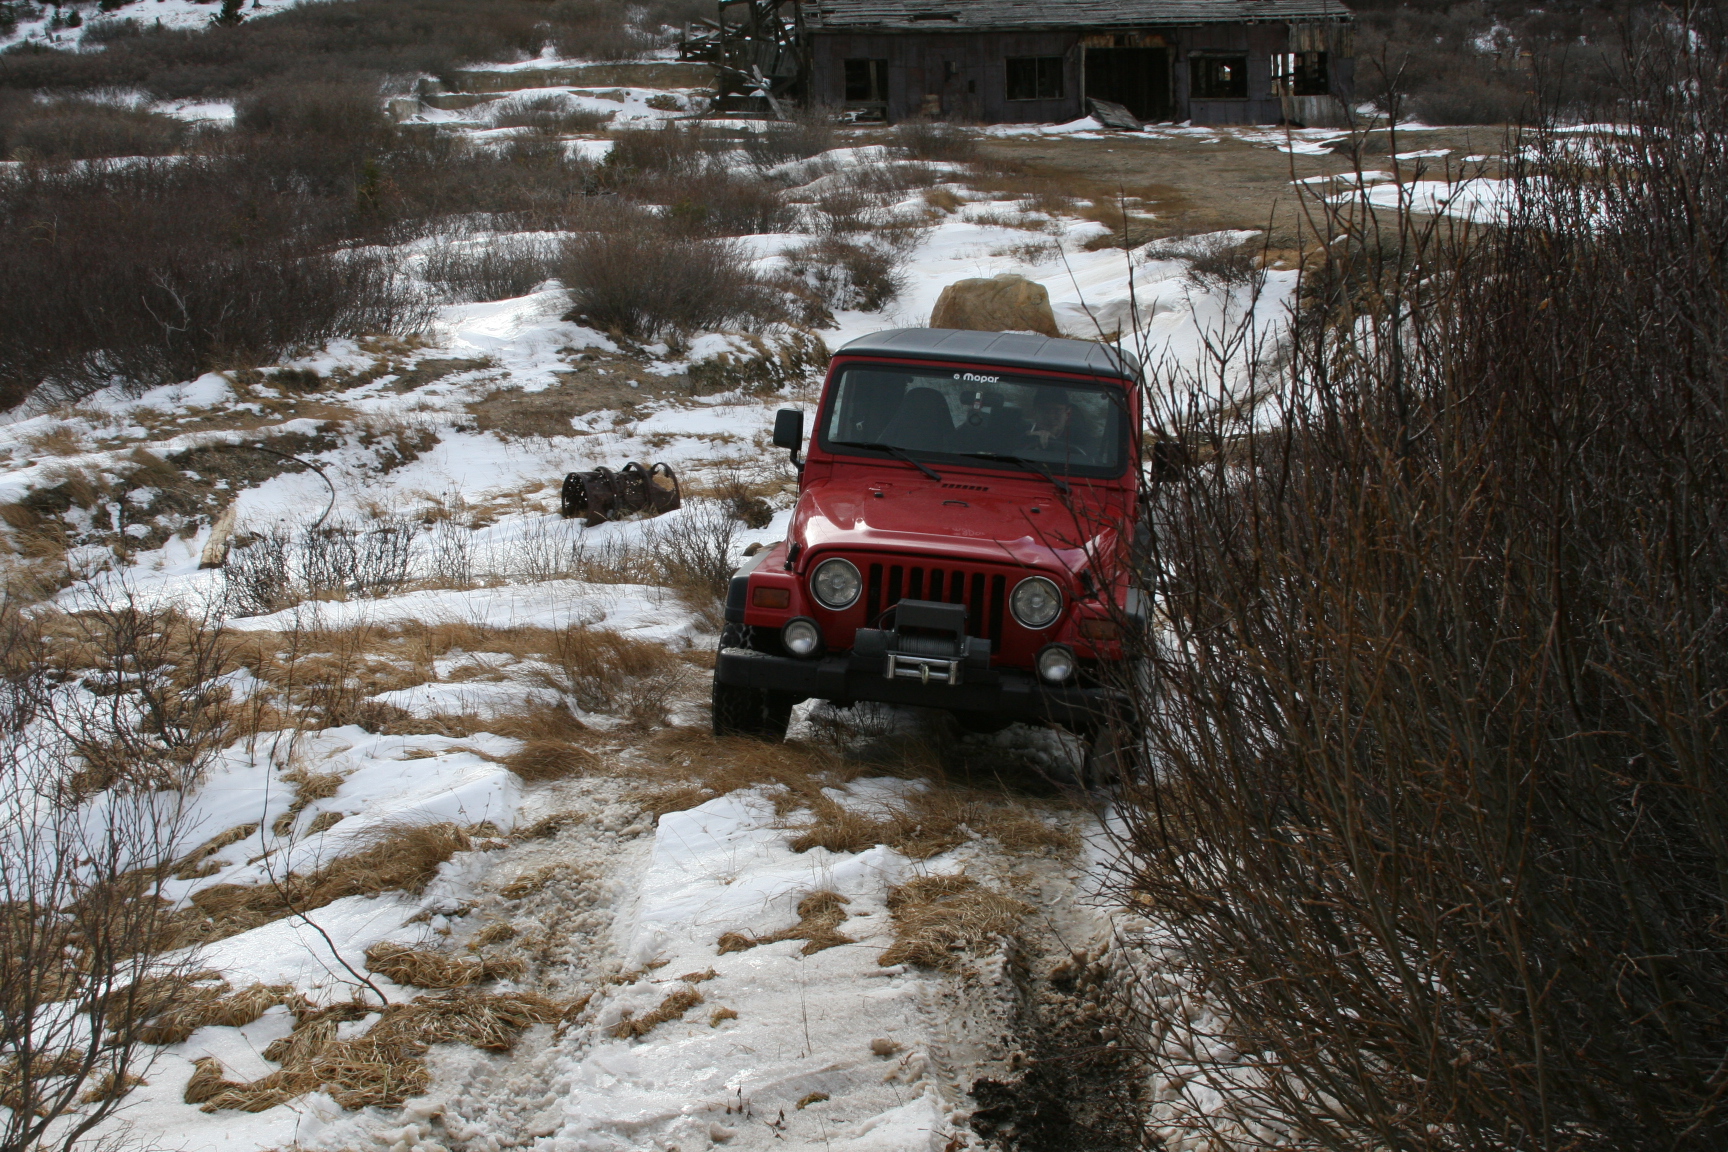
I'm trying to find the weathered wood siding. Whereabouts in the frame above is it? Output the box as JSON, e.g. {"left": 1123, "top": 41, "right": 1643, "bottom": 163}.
{"left": 810, "top": 22, "right": 1353, "bottom": 125}
{"left": 811, "top": 31, "right": 1084, "bottom": 123}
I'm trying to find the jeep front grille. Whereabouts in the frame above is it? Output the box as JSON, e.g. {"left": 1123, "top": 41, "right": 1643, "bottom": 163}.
{"left": 864, "top": 562, "right": 1008, "bottom": 640}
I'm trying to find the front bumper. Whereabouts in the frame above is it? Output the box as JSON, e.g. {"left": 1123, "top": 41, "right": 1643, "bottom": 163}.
{"left": 715, "top": 646, "right": 1128, "bottom": 727}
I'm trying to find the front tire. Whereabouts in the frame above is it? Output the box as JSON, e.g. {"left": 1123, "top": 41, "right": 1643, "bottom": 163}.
{"left": 711, "top": 624, "right": 795, "bottom": 741}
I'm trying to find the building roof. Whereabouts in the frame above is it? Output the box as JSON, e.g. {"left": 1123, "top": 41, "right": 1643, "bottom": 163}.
{"left": 835, "top": 328, "right": 1143, "bottom": 381}
{"left": 806, "top": 0, "right": 1352, "bottom": 31}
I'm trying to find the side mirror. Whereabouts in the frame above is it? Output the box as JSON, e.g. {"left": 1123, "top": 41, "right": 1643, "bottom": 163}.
{"left": 773, "top": 408, "right": 804, "bottom": 468}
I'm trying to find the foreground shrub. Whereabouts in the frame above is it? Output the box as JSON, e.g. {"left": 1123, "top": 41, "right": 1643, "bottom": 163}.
{"left": 1118, "top": 26, "right": 1728, "bottom": 1151}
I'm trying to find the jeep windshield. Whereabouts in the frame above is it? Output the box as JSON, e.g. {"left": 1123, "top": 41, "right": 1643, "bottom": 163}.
{"left": 818, "top": 363, "right": 1130, "bottom": 479}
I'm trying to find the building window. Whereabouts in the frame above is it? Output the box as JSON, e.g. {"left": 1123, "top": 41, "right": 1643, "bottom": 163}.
{"left": 1190, "top": 55, "right": 1248, "bottom": 100}
{"left": 1006, "top": 56, "right": 1064, "bottom": 101}
{"left": 844, "top": 58, "right": 888, "bottom": 103}
{"left": 1273, "top": 51, "right": 1329, "bottom": 96}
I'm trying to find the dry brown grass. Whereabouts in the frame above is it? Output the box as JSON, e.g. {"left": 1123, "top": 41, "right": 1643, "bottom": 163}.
{"left": 608, "top": 985, "right": 703, "bottom": 1039}
{"left": 790, "top": 788, "right": 1077, "bottom": 861}
{"left": 631, "top": 729, "right": 860, "bottom": 816}
{"left": 709, "top": 1006, "right": 738, "bottom": 1026}
{"left": 270, "top": 767, "right": 345, "bottom": 837}
{"left": 170, "top": 822, "right": 472, "bottom": 947}
{"left": 188, "top": 990, "right": 562, "bottom": 1113}
{"left": 471, "top": 921, "right": 517, "bottom": 946}
{"left": 503, "top": 738, "right": 600, "bottom": 782}
{"left": 75, "top": 1071, "right": 146, "bottom": 1106}
{"left": 173, "top": 823, "right": 259, "bottom": 880}
{"left": 543, "top": 626, "right": 681, "bottom": 726}
{"left": 716, "top": 890, "right": 854, "bottom": 957}
{"left": 24, "top": 426, "right": 85, "bottom": 456}
{"left": 363, "top": 942, "right": 526, "bottom": 989}
{"left": 876, "top": 874, "right": 1031, "bottom": 970}
{"left": 136, "top": 982, "right": 309, "bottom": 1046}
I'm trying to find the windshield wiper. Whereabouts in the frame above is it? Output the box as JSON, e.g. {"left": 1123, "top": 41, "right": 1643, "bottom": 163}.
{"left": 956, "top": 452, "right": 1071, "bottom": 496}
{"left": 832, "top": 441, "right": 943, "bottom": 482}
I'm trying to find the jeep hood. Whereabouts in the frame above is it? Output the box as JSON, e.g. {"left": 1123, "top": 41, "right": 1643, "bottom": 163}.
{"left": 789, "top": 473, "right": 1124, "bottom": 574}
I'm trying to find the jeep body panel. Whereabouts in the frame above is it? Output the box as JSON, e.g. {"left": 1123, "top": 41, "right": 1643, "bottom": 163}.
{"left": 716, "top": 328, "right": 1144, "bottom": 732}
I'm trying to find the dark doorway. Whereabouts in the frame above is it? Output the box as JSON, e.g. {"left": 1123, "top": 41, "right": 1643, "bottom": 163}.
{"left": 1084, "top": 47, "right": 1171, "bottom": 122}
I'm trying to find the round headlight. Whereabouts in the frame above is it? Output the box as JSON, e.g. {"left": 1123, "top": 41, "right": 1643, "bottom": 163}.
{"left": 810, "top": 557, "right": 862, "bottom": 610}
{"left": 782, "top": 617, "right": 822, "bottom": 657}
{"left": 1036, "top": 644, "right": 1076, "bottom": 683}
{"left": 1010, "top": 575, "right": 1063, "bottom": 630}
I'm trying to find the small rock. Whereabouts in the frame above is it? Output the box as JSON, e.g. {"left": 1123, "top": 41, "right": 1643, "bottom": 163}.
{"left": 870, "top": 1037, "right": 902, "bottom": 1057}
{"left": 708, "top": 1121, "right": 736, "bottom": 1143}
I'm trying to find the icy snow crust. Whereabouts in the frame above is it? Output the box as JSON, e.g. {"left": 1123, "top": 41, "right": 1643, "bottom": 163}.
{"left": 2, "top": 108, "right": 1296, "bottom": 1150}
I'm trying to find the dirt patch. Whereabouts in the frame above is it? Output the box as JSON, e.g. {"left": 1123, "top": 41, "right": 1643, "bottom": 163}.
{"left": 968, "top": 946, "right": 1150, "bottom": 1152}
{"left": 976, "top": 125, "right": 1507, "bottom": 249}
{"left": 466, "top": 350, "right": 691, "bottom": 439}
{"left": 390, "top": 357, "right": 493, "bottom": 393}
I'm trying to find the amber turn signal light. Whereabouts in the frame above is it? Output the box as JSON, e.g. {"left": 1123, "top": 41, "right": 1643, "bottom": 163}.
{"left": 752, "top": 587, "right": 791, "bottom": 609}
{"left": 1078, "top": 617, "right": 1119, "bottom": 641}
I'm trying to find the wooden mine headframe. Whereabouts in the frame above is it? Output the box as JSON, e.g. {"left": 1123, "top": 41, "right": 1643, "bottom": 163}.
{"left": 681, "top": 0, "right": 809, "bottom": 119}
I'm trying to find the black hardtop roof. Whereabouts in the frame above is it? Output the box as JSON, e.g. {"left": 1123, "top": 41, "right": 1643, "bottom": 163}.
{"left": 834, "top": 328, "right": 1142, "bottom": 382}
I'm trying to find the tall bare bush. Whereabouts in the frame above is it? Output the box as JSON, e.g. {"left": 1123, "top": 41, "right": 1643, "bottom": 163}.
{"left": 2, "top": 592, "right": 228, "bottom": 1150}
{"left": 1114, "top": 24, "right": 1728, "bottom": 1151}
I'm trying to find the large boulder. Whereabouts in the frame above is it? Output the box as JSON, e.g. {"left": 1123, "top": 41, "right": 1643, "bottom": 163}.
{"left": 929, "top": 274, "right": 1060, "bottom": 337}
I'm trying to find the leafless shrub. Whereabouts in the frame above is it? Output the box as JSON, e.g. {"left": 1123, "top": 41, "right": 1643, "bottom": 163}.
{"left": 639, "top": 168, "right": 798, "bottom": 237}
{"left": 0, "top": 93, "right": 187, "bottom": 162}
{"left": 221, "top": 528, "right": 294, "bottom": 618}
{"left": 743, "top": 108, "right": 839, "bottom": 169}
{"left": 421, "top": 233, "right": 560, "bottom": 303}
{"left": 777, "top": 236, "right": 907, "bottom": 312}
{"left": 1, "top": 593, "right": 225, "bottom": 1148}
{"left": 599, "top": 120, "right": 718, "bottom": 177}
{"left": 1153, "top": 233, "right": 1265, "bottom": 294}
{"left": 0, "top": 161, "right": 429, "bottom": 409}
{"left": 892, "top": 118, "right": 977, "bottom": 163}
{"left": 1113, "top": 25, "right": 1728, "bottom": 1151}
{"left": 558, "top": 214, "right": 787, "bottom": 341}
{"left": 489, "top": 94, "right": 613, "bottom": 135}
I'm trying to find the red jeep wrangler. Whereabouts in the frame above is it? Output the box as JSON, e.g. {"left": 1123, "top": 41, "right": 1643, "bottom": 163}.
{"left": 712, "top": 328, "right": 1145, "bottom": 757}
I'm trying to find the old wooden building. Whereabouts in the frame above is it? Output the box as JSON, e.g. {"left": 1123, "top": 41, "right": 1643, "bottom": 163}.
{"left": 801, "top": 0, "right": 1355, "bottom": 126}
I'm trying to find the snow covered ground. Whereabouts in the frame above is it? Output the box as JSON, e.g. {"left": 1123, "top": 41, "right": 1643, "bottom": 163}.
{"left": 1, "top": 89, "right": 1293, "bottom": 1147}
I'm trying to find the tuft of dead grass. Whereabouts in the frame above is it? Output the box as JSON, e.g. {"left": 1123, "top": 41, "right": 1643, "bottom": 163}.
{"left": 876, "top": 874, "right": 1031, "bottom": 970}
{"left": 790, "top": 789, "right": 1077, "bottom": 861}
{"left": 271, "top": 767, "right": 345, "bottom": 837}
{"left": 173, "top": 823, "right": 258, "bottom": 880}
{"left": 136, "top": 981, "right": 309, "bottom": 1046}
{"left": 716, "top": 890, "right": 854, "bottom": 957}
{"left": 471, "top": 921, "right": 517, "bottom": 946}
{"left": 189, "top": 990, "right": 562, "bottom": 1113}
{"left": 608, "top": 985, "right": 704, "bottom": 1039}
{"left": 363, "top": 942, "right": 526, "bottom": 989}
{"left": 709, "top": 1006, "right": 738, "bottom": 1026}
{"left": 170, "top": 822, "right": 471, "bottom": 947}
{"left": 630, "top": 729, "right": 859, "bottom": 816}
{"left": 503, "top": 738, "right": 600, "bottom": 782}
{"left": 75, "top": 1070, "right": 147, "bottom": 1106}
